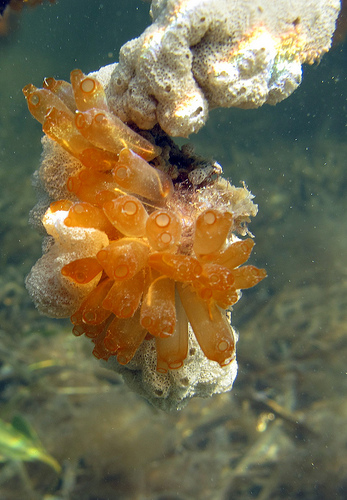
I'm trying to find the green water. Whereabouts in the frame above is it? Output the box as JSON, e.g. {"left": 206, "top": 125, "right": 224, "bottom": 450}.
{"left": 0, "top": 1, "right": 346, "bottom": 498}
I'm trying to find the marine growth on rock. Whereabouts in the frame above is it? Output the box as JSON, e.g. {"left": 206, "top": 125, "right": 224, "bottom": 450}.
{"left": 22, "top": 0, "right": 340, "bottom": 409}
{"left": 23, "top": 69, "right": 265, "bottom": 409}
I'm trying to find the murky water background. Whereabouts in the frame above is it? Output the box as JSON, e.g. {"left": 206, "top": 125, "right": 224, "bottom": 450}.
{"left": 0, "top": 1, "right": 346, "bottom": 498}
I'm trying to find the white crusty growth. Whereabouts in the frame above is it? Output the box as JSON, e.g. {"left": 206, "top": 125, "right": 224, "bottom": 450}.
{"left": 26, "top": 208, "right": 109, "bottom": 318}
{"left": 105, "top": 0, "right": 340, "bottom": 136}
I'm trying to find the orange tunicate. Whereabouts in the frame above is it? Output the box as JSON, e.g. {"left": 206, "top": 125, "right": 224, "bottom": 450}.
{"left": 201, "top": 238, "right": 255, "bottom": 269}
{"left": 43, "top": 77, "right": 76, "bottom": 112}
{"left": 148, "top": 253, "right": 202, "bottom": 282}
{"left": 95, "top": 189, "right": 126, "bottom": 206}
{"left": 22, "top": 84, "right": 73, "bottom": 124}
{"left": 146, "top": 209, "right": 182, "bottom": 252}
{"left": 231, "top": 265, "right": 267, "bottom": 289}
{"left": 155, "top": 296, "right": 189, "bottom": 373}
{"left": 97, "top": 238, "right": 150, "bottom": 281}
{"left": 177, "top": 282, "right": 235, "bottom": 367}
{"left": 140, "top": 276, "right": 176, "bottom": 338}
{"left": 67, "top": 169, "right": 114, "bottom": 205}
{"left": 91, "top": 328, "right": 112, "bottom": 361}
{"left": 72, "top": 319, "right": 110, "bottom": 339}
{"left": 102, "top": 270, "right": 145, "bottom": 318}
{"left": 103, "top": 195, "right": 148, "bottom": 238}
{"left": 211, "top": 288, "right": 239, "bottom": 309}
{"left": 75, "top": 108, "right": 161, "bottom": 161}
{"left": 49, "top": 199, "right": 73, "bottom": 213}
{"left": 64, "top": 202, "right": 109, "bottom": 231}
{"left": 43, "top": 107, "right": 93, "bottom": 159}
{"left": 75, "top": 279, "right": 113, "bottom": 325}
{"left": 70, "top": 69, "right": 108, "bottom": 112}
{"left": 64, "top": 202, "right": 118, "bottom": 237}
{"left": 193, "top": 209, "right": 233, "bottom": 256}
{"left": 79, "top": 147, "right": 119, "bottom": 171}
{"left": 61, "top": 257, "right": 103, "bottom": 284}
{"left": 197, "top": 262, "right": 235, "bottom": 291}
{"left": 112, "top": 148, "right": 173, "bottom": 204}
{"left": 103, "top": 312, "right": 147, "bottom": 365}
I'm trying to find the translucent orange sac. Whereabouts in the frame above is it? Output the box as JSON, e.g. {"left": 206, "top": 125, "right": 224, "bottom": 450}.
{"left": 200, "top": 238, "right": 255, "bottom": 269}
{"left": 23, "top": 84, "right": 72, "bottom": 124}
{"left": 197, "top": 262, "right": 235, "bottom": 291}
{"left": 23, "top": 81, "right": 96, "bottom": 159}
{"left": 146, "top": 209, "right": 181, "bottom": 252}
{"left": 72, "top": 317, "right": 111, "bottom": 341}
{"left": 140, "top": 276, "right": 176, "bottom": 338}
{"left": 42, "top": 76, "right": 76, "bottom": 111}
{"left": 49, "top": 199, "right": 73, "bottom": 212}
{"left": 75, "top": 108, "right": 161, "bottom": 161}
{"left": 61, "top": 257, "right": 103, "bottom": 284}
{"left": 103, "top": 195, "right": 148, "bottom": 238}
{"left": 155, "top": 296, "right": 189, "bottom": 373}
{"left": 210, "top": 288, "right": 239, "bottom": 309}
{"left": 231, "top": 265, "right": 267, "bottom": 289}
{"left": 178, "top": 283, "right": 235, "bottom": 367}
{"left": 103, "top": 312, "right": 147, "bottom": 365}
{"left": 97, "top": 239, "right": 150, "bottom": 281}
{"left": 67, "top": 169, "right": 114, "bottom": 205}
{"left": 148, "top": 253, "right": 203, "bottom": 282}
{"left": 43, "top": 107, "right": 93, "bottom": 158}
{"left": 193, "top": 209, "right": 233, "bottom": 256}
{"left": 112, "top": 148, "right": 173, "bottom": 203}
{"left": 102, "top": 271, "right": 145, "bottom": 318}
{"left": 72, "top": 279, "right": 113, "bottom": 326}
{"left": 70, "top": 69, "right": 108, "bottom": 112}
{"left": 79, "top": 147, "right": 118, "bottom": 171}
{"left": 64, "top": 202, "right": 118, "bottom": 238}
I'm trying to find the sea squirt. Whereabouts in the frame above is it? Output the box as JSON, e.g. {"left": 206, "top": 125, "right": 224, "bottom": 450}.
{"left": 23, "top": 69, "right": 266, "bottom": 409}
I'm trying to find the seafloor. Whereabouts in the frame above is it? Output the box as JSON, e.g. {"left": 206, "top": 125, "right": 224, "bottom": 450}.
{"left": 0, "top": 1, "right": 346, "bottom": 499}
